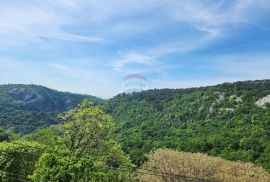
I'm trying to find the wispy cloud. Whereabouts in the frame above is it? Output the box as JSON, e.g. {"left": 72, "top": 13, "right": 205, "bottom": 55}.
{"left": 40, "top": 33, "right": 105, "bottom": 43}
{"left": 48, "top": 62, "right": 108, "bottom": 82}
{"left": 112, "top": 52, "right": 155, "bottom": 71}
{"left": 1, "top": 0, "right": 269, "bottom": 48}
{"left": 1, "top": 0, "right": 270, "bottom": 98}
{"left": 0, "top": 0, "right": 105, "bottom": 48}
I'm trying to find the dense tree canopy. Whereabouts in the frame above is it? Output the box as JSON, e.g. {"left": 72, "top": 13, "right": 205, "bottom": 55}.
{"left": 0, "top": 84, "right": 103, "bottom": 134}
{"left": 1, "top": 80, "right": 270, "bottom": 181}
{"left": 0, "top": 100, "right": 134, "bottom": 181}
{"left": 104, "top": 80, "right": 270, "bottom": 170}
{"left": 30, "top": 100, "right": 134, "bottom": 182}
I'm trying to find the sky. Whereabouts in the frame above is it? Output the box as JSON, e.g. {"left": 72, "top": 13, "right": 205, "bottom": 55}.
{"left": 0, "top": 0, "right": 270, "bottom": 98}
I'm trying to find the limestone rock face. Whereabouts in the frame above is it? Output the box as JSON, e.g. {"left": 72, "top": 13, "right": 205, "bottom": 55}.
{"left": 255, "top": 95, "right": 270, "bottom": 108}
{"left": 214, "top": 92, "right": 225, "bottom": 102}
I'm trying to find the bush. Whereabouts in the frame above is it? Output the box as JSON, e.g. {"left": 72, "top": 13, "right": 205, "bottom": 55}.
{"left": 139, "top": 149, "right": 270, "bottom": 182}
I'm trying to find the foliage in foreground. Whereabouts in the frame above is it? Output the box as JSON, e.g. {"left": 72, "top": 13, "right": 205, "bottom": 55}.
{"left": 0, "top": 100, "right": 134, "bottom": 182}
{"left": 0, "top": 141, "right": 45, "bottom": 182}
{"left": 139, "top": 149, "right": 270, "bottom": 182}
{"left": 30, "top": 100, "right": 135, "bottom": 182}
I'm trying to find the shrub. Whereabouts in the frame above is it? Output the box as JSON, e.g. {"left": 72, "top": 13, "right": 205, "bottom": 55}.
{"left": 139, "top": 149, "right": 270, "bottom": 182}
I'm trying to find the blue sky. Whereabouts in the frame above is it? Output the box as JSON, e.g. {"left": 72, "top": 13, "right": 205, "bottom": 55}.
{"left": 0, "top": 0, "right": 270, "bottom": 98}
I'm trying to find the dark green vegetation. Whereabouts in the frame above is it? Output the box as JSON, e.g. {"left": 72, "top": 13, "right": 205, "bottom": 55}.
{"left": 0, "top": 84, "right": 102, "bottom": 134}
{"left": 0, "top": 80, "right": 270, "bottom": 181}
{"left": 104, "top": 80, "right": 270, "bottom": 170}
{"left": 0, "top": 101, "right": 134, "bottom": 182}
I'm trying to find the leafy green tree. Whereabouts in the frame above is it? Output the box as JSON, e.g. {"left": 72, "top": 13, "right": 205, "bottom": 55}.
{"left": 31, "top": 100, "right": 135, "bottom": 182}
{"left": 60, "top": 100, "right": 114, "bottom": 158}
{"left": 24, "top": 126, "right": 61, "bottom": 147}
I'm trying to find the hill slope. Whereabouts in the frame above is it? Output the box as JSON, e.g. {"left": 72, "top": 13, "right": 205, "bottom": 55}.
{"left": 0, "top": 84, "right": 102, "bottom": 134}
{"left": 1, "top": 81, "right": 270, "bottom": 171}
{"left": 0, "top": 84, "right": 102, "bottom": 112}
{"left": 103, "top": 80, "right": 270, "bottom": 170}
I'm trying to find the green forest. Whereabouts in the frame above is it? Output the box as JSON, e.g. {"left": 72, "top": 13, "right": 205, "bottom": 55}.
{"left": 0, "top": 84, "right": 102, "bottom": 134}
{"left": 0, "top": 81, "right": 270, "bottom": 181}
{"left": 104, "top": 80, "right": 270, "bottom": 170}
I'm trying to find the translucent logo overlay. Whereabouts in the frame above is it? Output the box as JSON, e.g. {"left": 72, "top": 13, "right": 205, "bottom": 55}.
{"left": 122, "top": 74, "right": 148, "bottom": 94}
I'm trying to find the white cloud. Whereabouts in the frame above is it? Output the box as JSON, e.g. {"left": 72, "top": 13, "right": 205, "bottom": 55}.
{"left": 0, "top": 0, "right": 105, "bottom": 48}
{"left": 48, "top": 62, "right": 108, "bottom": 82}
{"left": 41, "top": 33, "right": 105, "bottom": 43}
{"left": 161, "top": 0, "right": 270, "bottom": 37}
{"left": 1, "top": 0, "right": 269, "bottom": 49}
{"left": 0, "top": 0, "right": 269, "bottom": 98}
{"left": 112, "top": 52, "right": 155, "bottom": 71}
{"left": 111, "top": 51, "right": 183, "bottom": 81}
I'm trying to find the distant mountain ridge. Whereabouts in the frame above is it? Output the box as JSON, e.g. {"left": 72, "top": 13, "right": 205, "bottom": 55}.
{"left": 0, "top": 84, "right": 103, "bottom": 134}
{"left": 0, "top": 84, "right": 102, "bottom": 112}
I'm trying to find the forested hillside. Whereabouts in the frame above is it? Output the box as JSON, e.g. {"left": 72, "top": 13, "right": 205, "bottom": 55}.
{"left": 104, "top": 80, "right": 270, "bottom": 170}
{"left": 1, "top": 81, "right": 270, "bottom": 171}
{"left": 0, "top": 84, "right": 102, "bottom": 134}
{"left": 0, "top": 80, "right": 270, "bottom": 181}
